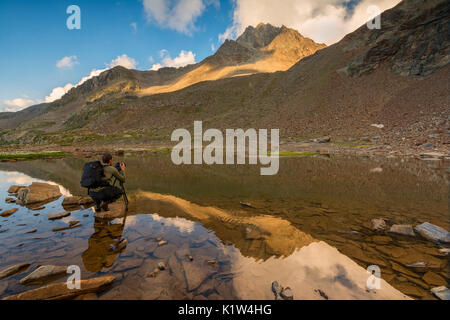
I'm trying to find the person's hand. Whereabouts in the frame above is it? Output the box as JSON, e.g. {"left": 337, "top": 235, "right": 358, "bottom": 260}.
{"left": 120, "top": 162, "right": 126, "bottom": 171}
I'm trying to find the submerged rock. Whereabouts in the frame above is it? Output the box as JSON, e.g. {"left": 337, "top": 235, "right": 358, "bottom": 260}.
{"left": 422, "top": 271, "right": 446, "bottom": 287}
{"left": 157, "top": 262, "right": 167, "bottom": 271}
{"left": 5, "top": 197, "right": 15, "bottom": 203}
{"left": 52, "top": 224, "right": 81, "bottom": 232}
{"left": 415, "top": 222, "right": 450, "bottom": 243}
{"left": 48, "top": 211, "right": 71, "bottom": 220}
{"left": 0, "top": 263, "right": 30, "bottom": 280}
{"left": 1, "top": 208, "right": 18, "bottom": 217}
{"left": 389, "top": 224, "right": 415, "bottom": 237}
{"left": 3, "top": 276, "right": 115, "bottom": 300}
{"left": 20, "top": 265, "right": 68, "bottom": 285}
{"left": 371, "top": 218, "right": 387, "bottom": 231}
{"left": 430, "top": 286, "right": 450, "bottom": 300}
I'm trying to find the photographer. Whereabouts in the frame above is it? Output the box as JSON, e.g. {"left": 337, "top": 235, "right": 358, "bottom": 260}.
{"left": 88, "top": 152, "right": 126, "bottom": 212}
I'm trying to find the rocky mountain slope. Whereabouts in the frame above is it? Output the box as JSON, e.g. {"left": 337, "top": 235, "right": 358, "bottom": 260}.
{"left": 0, "top": 0, "right": 448, "bottom": 151}
{"left": 0, "top": 24, "right": 325, "bottom": 141}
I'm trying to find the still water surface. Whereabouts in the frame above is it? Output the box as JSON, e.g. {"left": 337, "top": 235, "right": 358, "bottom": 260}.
{"left": 0, "top": 155, "right": 448, "bottom": 299}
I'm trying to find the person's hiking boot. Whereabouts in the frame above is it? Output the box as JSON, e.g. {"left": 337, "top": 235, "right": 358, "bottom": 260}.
{"left": 101, "top": 203, "right": 110, "bottom": 212}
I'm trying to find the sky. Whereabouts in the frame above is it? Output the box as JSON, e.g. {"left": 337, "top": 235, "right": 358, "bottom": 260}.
{"left": 0, "top": 0, "right": 401, "bottom": 112}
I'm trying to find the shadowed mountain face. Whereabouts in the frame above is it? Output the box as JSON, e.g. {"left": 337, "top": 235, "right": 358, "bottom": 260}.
{"left": 0, "top": 0, "right": 448, "bottom": 147}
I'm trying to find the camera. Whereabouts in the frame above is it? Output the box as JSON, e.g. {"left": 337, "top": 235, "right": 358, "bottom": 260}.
{"left": 115, "top": 162, "right": 126, "bottom": 172}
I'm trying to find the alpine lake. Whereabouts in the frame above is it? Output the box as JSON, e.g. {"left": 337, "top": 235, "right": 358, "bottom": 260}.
{"left": 0, "top": 153, "right": 448, "bottom": 300}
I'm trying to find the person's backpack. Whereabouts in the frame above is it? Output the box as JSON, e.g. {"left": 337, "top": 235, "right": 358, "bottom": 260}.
{"left": 80, "top": 161, "right": 107, "bottom": 189}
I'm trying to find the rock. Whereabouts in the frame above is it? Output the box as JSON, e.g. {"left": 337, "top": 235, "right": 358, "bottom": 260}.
{"left": 25, "top": 229, "right": 37, "bottom": 234}
{"left": 389, "top": 224, "right": 415, "bottom": 237}
{"left": 186, "top": 255, "right": 194, "bottom": 261}
{"left": 280, "top": 287, "right": 293, "bottom": 300}
{"left": 48, "top": 211, "right": 71, "bottom": 220}
{"left": 406, "top": 261, "right": 427, "bottom": 268}
{"left": 420, "top": 152, "right": 444, "bottom": 159}
{"left": 371, "top": 235, "right": 392, "bottom": 245}
{"left": 0, "top": 263, "right": 30, "bottom": 280}
{"left": 430, "top": 286, "right": 450, "bottom": 300}
{"left": 158, "top": 240, "right": 168, "bottom": 247}
{"left": 371, "top": 124, "right": 384, "bottom": 129}
{"left": 1, "top": 208, "right": 18, "bottom": 217}
{"left": 0, "top": 228, "right": 8, "bottom": 233}
{"left": 182, "top": 259, "right": 216, "bottom": 292}
{"left": 315, "top": 289, "right": 329, "bottom": 300}
{"left": 271, "top": 281, "right": 282, "bottom": 299}
{"left": 31, "top": 206, "right": 45, "bottom": 211}
{"left": 371, "top": 218, "right": 387, "bottom": 231}
{"left": 8, "top": 185, "right": 26, "bottom": 194}
{"left": 52, "top": 224, "right": 81, "bottom": 232}
{"left": 68, "top": 220, "right": 80, "bottom": 227}
{"left": 33, "top": 213, "right": 40, "bottom": 216}
{"left": 5, "top": 197, "right": 15, "bottom": 203}
{"left": 157, "top": 262, "right": 167, "bottom": 271}
{"left": 20, "top": 265, "right": 68, "bottom": 285}
{"left": 239, "top": 202, "right": 254, "bottom": 208}
{"left": 422, "top": 271, "right": 446, "bottom": 287}
{"left": 3, "top": 276, "right": 115, "bottom": 300}
{"left": 83, "top": 214, "right": 89, "bottom": 217}
{"left": 415, "top": 222, "right": 450, "bottom": 243}
{"left": 62, "top": 196, "right": 82, "bottom": 206}
{"left": 315, "top": 136, "right": 331, "bottom": 143}
{"left": 94, "top": 200, "right": 125, "bottom": 219}
{"left": 62, "top": 196, "right": 94, "bottom": 206}
{"left": 438, "top": 248, "right": 450, "bottom": 255}
{"left": 16, "top": 182, "right": 61, "bottom": 205}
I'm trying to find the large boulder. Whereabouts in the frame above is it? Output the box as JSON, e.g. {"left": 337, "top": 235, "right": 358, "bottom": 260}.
{"left": 16, "top": 182, "right": 61, "bottom": 205}
{"left": 415, "top": 222, "right": 450, "bottom": 243}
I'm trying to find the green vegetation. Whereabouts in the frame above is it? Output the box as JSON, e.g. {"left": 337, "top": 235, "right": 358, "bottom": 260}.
{"left": 0, "top": 151, "right": 71, "bottom": 160}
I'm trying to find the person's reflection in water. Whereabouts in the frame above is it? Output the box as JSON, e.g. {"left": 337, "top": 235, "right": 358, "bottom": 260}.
{"left": 82, "top": 217, "right": 128, "bottom": 272}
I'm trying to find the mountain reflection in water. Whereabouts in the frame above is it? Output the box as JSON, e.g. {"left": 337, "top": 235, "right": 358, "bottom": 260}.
{"left": 0, "top": 155, "right": 447, "bottom": 299}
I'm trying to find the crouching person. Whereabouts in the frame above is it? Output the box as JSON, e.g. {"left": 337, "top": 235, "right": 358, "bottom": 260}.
{"left": 88, "top": 152, "right": 126, "bottom": 212}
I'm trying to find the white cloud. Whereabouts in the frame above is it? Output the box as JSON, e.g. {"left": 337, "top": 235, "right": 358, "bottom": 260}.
{"left": 219, "top": 0, "right": 401, "bottom": 45}
{"left": 44, "top": 54, "right": 137, "bottom": 103}
{"left": 130, "top": 22, "right": 137, "bottom": 33}
{"left": 2, "top": 98, "right": 38, "bottom": 112}
{"left": 56, "top": 55, "right": 79, "bottom": 69}
{"left": 150, "top": 50, "right": 196, "bottom": 71}
{"left": 143, "top": 0, "right": 217, "bottom": 34}
{"left": 107, "top": 54, "right": 138, "bottom": 69}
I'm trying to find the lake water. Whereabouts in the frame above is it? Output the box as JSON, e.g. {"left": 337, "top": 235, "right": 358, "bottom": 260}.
{"left": 0, "top": 154, "right": 448, "bottom": 300}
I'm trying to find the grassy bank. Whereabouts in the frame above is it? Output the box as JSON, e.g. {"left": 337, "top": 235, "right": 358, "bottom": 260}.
{"left": 0, "top": 151, "right": 71, "bottom": 160}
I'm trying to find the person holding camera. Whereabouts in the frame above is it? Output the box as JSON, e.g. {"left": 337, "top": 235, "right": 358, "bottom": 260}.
{"left": 88, "top": 152, "right": 126, "bottom": 212}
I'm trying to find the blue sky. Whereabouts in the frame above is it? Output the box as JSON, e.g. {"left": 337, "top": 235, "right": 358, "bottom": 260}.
{"left": 0, "top": 0, "right": 400, "bottom": 112}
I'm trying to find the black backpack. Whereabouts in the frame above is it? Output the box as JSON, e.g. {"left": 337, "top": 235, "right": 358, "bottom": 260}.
{"left": 80, "top": 161, "right": 108, "bottom": 189}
